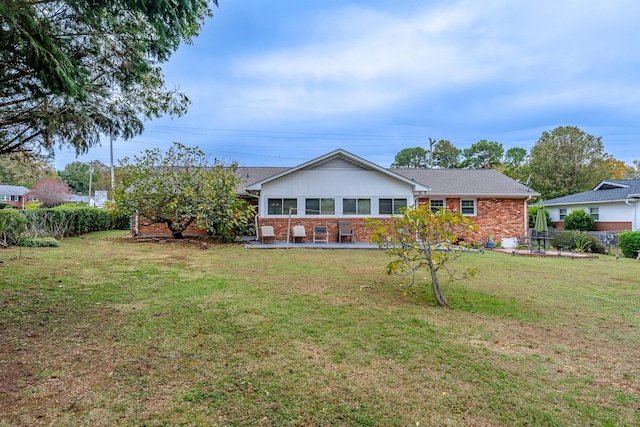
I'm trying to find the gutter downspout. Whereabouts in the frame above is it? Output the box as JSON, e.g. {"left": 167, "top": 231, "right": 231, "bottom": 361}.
{"left": 624, "top": 199, "right": 639, "bottom": 230}
{"left": 524, "top": 195, "right": 533, "bottom": 234}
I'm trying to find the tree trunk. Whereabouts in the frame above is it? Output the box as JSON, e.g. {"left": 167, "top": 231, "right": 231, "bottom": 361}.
{"left": 167, "top": 221, "right": 185, "bottom": 239}
{"left": 430, "top": 267, "right": 450, "bottom": 308}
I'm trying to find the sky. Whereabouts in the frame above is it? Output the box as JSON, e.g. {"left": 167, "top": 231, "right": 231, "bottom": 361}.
{"left": 55, "top": 0, "right": 640, "bottom": 170}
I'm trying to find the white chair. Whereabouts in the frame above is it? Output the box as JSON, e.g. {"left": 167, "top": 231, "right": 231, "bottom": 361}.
{"left": 292, "top": 225, "right": 306, "bottom": 242}
{"left": 260, "top": 225, "right": 276, "bottom": 243}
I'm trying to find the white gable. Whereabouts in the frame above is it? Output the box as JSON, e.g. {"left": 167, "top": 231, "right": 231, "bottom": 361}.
{"left": 262, "top": 161, "right": 414, "bottom": 198}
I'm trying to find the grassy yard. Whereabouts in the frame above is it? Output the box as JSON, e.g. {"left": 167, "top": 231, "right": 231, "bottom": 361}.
{"left": 1, "top": 231, "right": 639, "bottom": 426}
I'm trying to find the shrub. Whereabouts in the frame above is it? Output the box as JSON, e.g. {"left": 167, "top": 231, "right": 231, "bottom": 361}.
{"left": 563, "top": 209, "right": 595, "bottom": 231}
{"left": 0, "top": 202, "right": 11, "bottom": 209}
{"left": 0, "top": 209, "right": 27, "bottom": 246}
{"left": 550, "top": 230, "right": 605, "bottom": 253}
{"left": 18, "top": 237, "right": 60, "bottom": 247}
{"left": 618, "top": 231, "right": 640, "bottom": 258}
{"left": 528, "top": 205, "right": 553, "bottom": 229}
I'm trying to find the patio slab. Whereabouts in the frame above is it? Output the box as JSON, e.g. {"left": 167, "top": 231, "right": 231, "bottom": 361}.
{"left": 244, "top": 240, "right": 379, "bottom": 249}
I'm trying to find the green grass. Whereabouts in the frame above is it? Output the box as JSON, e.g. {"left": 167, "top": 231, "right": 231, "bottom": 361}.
{"left": 1, "top": 231, "right": 639, "bottom": 426}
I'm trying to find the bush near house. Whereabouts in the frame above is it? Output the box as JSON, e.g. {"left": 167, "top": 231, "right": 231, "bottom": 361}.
{"left": 550, "top": 230, "right": 605, "bottom": 253}
{"left": 618, "top": 231, "right": 640, "bottom": 258}
{"left": 563, "top": 209, "right": 595, "bottom": 231}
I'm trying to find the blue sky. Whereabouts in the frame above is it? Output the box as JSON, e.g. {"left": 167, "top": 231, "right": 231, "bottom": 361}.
{"left": 56, "top": 0, "right": 640, "bottom": 170}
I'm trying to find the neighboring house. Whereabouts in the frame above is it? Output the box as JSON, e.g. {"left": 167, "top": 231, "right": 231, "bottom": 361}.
{"left": 241, "top": 149, "right": 537, "bottom": 245}
{"left": 544, "top": 180, "right": 640, "bottom": 231}
{"left": 0, "top": 184, "right": 30, "bottom": 208}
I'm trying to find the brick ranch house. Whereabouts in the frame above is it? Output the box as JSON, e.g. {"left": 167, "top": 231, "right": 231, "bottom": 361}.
{"left": 233, "top": 149, "right": 538, "bottom": 246}
{"left": 0, "top": 184, "right": 30, "bottom": 208}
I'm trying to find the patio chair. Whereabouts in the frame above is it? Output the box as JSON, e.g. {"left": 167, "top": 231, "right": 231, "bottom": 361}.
{"left": 292, "top": 225, "right": 306, "bottom": 243}
{"left": 260, "top": 225, "right": 276, "bottom": 243}
{"left": 337, "top": 220, "right": 355, "bottom": 243}
{"left": 313, "top": 225, "right": 329, "bottom": 243}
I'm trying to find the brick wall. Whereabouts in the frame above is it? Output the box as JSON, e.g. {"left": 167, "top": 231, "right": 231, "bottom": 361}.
{"left": 258, "top": 218, "right": 373, "bottom": 242}
{"left": 259, "top": 198, "right": 527, "bottom": 244}
{"left": 134, "top": 198, "right": 529, "bottom": 244}
{"left": 554, "top": 221, "right": 632, "bottom": 232}
{"left": 135, "top": 218, "right": 210, "bottom": 237}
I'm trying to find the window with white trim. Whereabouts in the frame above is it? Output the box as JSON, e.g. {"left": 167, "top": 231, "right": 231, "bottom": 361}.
{"left": 305, "top": 198, "right": 335, "bottom": 215}
{"left": 267, "top": 198, "right": 297, "bottom": 215}
{"left": 379, "top": 198, "right": 407, "bottom": 215}
{"left": 589, "top": 207, "right": 599, "bottom": 220}
{"left": 461, "top": 200, "right": 476, "bottom": 215}
{"left": 559, "top": 208, "right": 567, "bottom": 220}
{"left": 343, "top": 198, "right": 371, "bottom": 215}
{"left": 429, "top": 199, "right": 444, "bottom": 212}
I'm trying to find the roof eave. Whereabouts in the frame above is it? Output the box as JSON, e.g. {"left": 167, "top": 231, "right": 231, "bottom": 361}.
{"left": 544, "top": 199, "right": 632, "bottom": 206}
{"left": 421, "top": 192, "right": 538, "bottom": 198}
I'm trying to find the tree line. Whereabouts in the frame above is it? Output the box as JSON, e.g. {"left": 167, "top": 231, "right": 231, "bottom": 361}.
{"left": 391, "top": 126, "right": 640, "bottom": 200}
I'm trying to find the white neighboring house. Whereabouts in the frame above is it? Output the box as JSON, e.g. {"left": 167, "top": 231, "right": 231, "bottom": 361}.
{"left": 544, "top": 180, "right": 640, "bottom": 231}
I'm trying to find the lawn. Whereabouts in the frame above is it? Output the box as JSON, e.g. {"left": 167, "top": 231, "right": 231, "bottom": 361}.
{"left": 1, "top": 231, "right": 639, "bottom": 426}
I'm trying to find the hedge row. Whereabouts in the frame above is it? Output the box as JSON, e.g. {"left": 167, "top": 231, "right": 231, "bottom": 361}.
{"left": 0, "top": 208, "right": 129, "bottom": 246}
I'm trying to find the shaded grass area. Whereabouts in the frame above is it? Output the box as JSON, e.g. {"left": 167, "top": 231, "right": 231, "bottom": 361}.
{"left": 1, "top": 231, "right": 639, "bottom": 426}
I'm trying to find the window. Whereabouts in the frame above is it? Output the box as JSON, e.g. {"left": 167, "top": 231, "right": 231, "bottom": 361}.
{"left": 430, "top": 199, "right": 444, "bottom": 212}
{"left": 379, "top": 198, "right": 407, "bottom": 215}
{"left": 590, "top": 207, "right": 599, "bottom": 220}
{"left": 343, "top": 198, "right": 371, "bottom": 215}
{"left": 461, "top": 200, "right": 476, "bottom": 215}
{"left": 559, "top": 208, "right": 567, "bottom": 220}
{"left": 0, "top": 195, "right": 8, "bottom": 201}
{"left": 267, "top": 198, "right": 297, "bottom": 215}
{"left": 305, "top": 198, "right": 335, "bottom": 215}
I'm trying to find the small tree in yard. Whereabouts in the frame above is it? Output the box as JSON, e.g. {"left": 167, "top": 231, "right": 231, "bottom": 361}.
{"left": 367, "top": 205, "right": 478, "bottom": 308}
{"left": 114, "top": 142, "right": 254, "bottom": 241}
{"left": 26, "top": 179, "right": 72, "bottom": 207}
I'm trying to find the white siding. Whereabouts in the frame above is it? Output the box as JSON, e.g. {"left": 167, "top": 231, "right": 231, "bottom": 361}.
{"left": 548, "top": 201, "right": 637, "bottom": 227}
{"left": 258, "top": 160, "right": 416, "bottom": 217}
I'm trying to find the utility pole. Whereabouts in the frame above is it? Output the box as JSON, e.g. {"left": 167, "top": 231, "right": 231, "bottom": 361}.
{"left": 110, "top": 134, "right": 115, "bottom": 197}
{"left": 88, "top": 162, "right": 93, "bottom": 206}
{"left": 428, "top": 137, "right": 436, "bottom": 169}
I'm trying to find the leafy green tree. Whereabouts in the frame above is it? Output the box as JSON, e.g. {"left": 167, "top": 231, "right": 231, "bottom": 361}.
{"left": 114, "top": 142, "right": 254, "bottom": 241}
{"left": 500, "top": 147, "right": 529, "bottom": 180}
{"left": 461, "top": 140, "right": 504, "bottom": 169}
{"left": 563, "top": 209, "right": 595, "bottom": 231}
{"left": 366, "top": 205, "right": 477, "bottom": 308}
{"left": 0, "top": 152, "right": 56, "bottom": 187}
{"left": 391, "top": 147, "right": 429, "bottom": 168}
{"left": 0, "top": 0, "right": 216, "bottom": 156}
{"left": 527, "top": 126, "right": 612, "bottom": 199}
{"left": 504, "top": 147, "right": 528, "bottom": 168}
{"left": 58, "top": 161, "right": 102, "bottom": 195}
{"left": 432, "top": 140, "right": 461, "bottom": 168}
